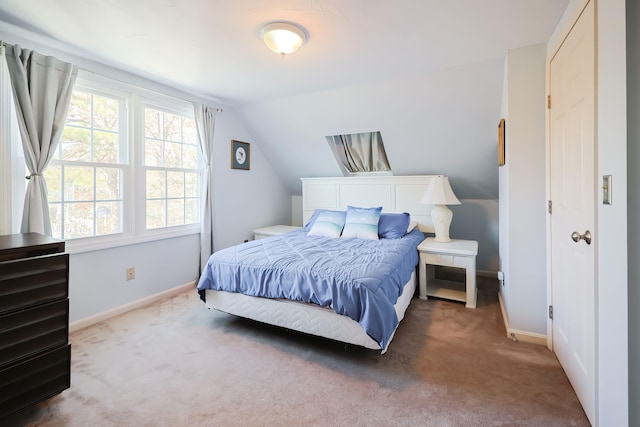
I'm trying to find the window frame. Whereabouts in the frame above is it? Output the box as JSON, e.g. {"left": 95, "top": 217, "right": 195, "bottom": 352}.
{"left": 46, "top": 80, "right": 130, "bottom": 247}
{"left": 46, "top": 72, "right": 201, "bottom": 254}
{"left": 135, "top": 92, "right": 201, "bottom": 240}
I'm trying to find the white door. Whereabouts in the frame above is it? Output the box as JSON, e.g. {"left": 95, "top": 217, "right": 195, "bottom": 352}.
{"left": 549, "top": 1, "right": 596, "bottom": 424}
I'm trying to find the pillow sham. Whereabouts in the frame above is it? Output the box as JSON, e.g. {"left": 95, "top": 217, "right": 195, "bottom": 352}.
{"left": 341, "top": 206, "right": 382, "bottom": 240}
{"left": 303, "top": 209, "right": 346, "bottom": 232}
{"left": 307, "top": 210, "right": 347, "bottom": 238}
{"left": 378, "top": 212, "right": 411, "bottom": 239}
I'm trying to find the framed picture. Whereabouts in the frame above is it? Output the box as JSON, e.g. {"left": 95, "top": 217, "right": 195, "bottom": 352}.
{"left": 231, "top": 140, "right": 250, "bottom": 170}
{"left": 498, "top": 118, "right": 506, "bottom": 166}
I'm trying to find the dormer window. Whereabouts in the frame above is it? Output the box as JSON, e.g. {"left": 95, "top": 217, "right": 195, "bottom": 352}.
{"left": 326, "top": 131, "right": 392, "bottom": 176}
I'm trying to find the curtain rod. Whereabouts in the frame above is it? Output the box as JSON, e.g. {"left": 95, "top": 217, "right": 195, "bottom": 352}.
{"left": 0, "top": 39, "right": 223, "bottom": 113}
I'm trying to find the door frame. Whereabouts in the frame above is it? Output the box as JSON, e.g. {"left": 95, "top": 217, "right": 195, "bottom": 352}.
{"left": 545, "top": 0, "right": 629, "bottom": 425}
{"left": 545, "top": 0, "right": 593, "bottom": 353}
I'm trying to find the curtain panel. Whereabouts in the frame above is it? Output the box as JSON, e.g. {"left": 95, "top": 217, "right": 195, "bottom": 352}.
{"left": 4, "top": 44, "right": 78, "bottom": 235}
{"left": 194, "top": 103, "right": 218, "bottom": 270}
{"left": 327, "top": 131, "right": 391, "bottom": 175}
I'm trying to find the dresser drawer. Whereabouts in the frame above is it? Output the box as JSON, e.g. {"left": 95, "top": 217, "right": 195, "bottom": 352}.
{"left": 0, "top": 299, "right": 69, "bottom": 368}
{"left": 0, "top": 344, "right": 71, "bottom": 419}
{"left": 0, "top": 253, "right": 69, "bottom": 315}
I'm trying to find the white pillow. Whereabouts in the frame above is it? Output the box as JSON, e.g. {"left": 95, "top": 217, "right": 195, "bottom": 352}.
{"left": 307, "top": 211, "right": 346, "bottom": 238}
{"left": 406, "top": 220, "right": 418, "bottom": 233}
{"left": 341, "top": 206, "right": 382, "bottom": 240}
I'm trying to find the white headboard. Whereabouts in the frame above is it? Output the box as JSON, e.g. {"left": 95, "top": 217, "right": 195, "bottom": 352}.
{"left": 301, "top": 176, "right": 437, "bottom": 233}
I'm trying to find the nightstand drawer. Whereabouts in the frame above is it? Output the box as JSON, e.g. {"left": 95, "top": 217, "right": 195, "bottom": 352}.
{"left": 423, "top": 253, "right": 467, "bottom": 268}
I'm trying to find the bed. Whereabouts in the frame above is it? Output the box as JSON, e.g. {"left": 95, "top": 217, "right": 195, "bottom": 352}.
{"left": 197, "top": 176, "right": 437, "bottom": 352}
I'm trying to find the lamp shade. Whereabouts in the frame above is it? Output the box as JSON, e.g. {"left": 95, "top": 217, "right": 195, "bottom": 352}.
{"left": 260, "top": 22, "right": 307, "bottom": 56}
{"left": 420, "top": 176, "right": 461, "bottom": 205}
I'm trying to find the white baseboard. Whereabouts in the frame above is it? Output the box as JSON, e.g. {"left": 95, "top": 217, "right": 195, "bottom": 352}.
{"left": 497, "top": 291, "right": 547, "bottom": 346}
{"left": 69, "top": 281, "right": 196, "bottom": 333}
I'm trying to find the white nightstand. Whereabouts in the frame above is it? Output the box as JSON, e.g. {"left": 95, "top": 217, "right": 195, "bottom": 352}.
{"left": 253, "top": 225, "right": 302, "bottom": 240}
{"left": 417, "top": 237, "right": 479, "bottom": 308}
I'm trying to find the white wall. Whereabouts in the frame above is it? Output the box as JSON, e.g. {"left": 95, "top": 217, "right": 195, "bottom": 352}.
{"left": 595, "top": 0, "right": 629, "bottom": 424}
{"left": 210, "top": 108, "right": 292, "bottom": 250}
{"left": 450, "top": 199, "right": 499, "bottom": 272}
{"left": 498, "top": 44, "right": 547, "bottom": 335}
{"left": 236, "top": 59, "right": 504, "bottom": 200}
{"left": 68, "top": 235, "right": 199, "bottom": 321}
{"left": 626, "top": 1, "right": 639, "bottom": 424}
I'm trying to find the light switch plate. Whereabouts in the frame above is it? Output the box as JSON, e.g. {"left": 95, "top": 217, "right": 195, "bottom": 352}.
{"left": 603, "top": 175, "right": 612, "bottom": 205}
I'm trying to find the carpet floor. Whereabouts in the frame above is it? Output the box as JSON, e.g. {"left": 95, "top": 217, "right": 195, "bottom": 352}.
{"left": 4, "top": 277, "right": 589, "bottom": 426}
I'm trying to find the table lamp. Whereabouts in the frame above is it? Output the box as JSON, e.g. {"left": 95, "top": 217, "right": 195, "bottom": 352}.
{"left": 420, "top": 175, "right": 461, "bottom": 243}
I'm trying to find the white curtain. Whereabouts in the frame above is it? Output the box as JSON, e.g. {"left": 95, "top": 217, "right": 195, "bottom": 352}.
{"left": 328, "top": 131, "right": 391, "bottom": 174}
{"left": 5, "top": 45, "right": 77, "bottom": 235}
{"left": 194, "top": 103, "right": 218, "bottom": 270}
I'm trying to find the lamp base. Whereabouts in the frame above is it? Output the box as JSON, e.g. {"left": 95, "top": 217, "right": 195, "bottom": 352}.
{"left": 431, "top": 204, "right": 453, "bottom": 243}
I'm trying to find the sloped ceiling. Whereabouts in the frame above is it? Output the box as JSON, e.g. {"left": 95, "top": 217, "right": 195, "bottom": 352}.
{"left": 0, "top": 0, "right": 569, "bottom": 198}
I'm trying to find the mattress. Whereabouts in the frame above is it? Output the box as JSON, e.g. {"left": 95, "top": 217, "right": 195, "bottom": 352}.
{"left": 205, "top": 271, "right": 416, "bottom": 352}
{"left": 197, "top": 228, "right": 424, "bottom": 349}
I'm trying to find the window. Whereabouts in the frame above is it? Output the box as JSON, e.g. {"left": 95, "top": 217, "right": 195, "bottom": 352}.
{"left": 143, "top": 107, "right": 200, "bottom": 229}
{"left": 326, "top": 131, "right": 392, "bottom": 176}
{"left": 45, "top": 90, "right": 126, "bottom": 239}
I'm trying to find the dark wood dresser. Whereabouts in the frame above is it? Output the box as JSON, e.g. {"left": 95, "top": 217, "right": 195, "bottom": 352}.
{"left": 0, "top": 233, "right": 70, "bottom": 419}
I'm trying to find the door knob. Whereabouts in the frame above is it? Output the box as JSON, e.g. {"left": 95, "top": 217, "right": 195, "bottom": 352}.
{"left": 571, "top": 230, "right": 592, "bottom": 245}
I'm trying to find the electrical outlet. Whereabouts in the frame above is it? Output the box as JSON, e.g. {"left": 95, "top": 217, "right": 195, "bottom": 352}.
{"left": 126, "top": 267, "right": 135, "bottom": 281}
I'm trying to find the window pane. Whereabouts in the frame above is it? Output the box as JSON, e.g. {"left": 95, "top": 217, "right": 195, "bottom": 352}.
{"left": 93, "top": 95, "right": 119, "bottom": 131}
{"left": 165, "top": 141, "right": 181, "bottom": 168}
{"left": 183, "top": 145, "right": 197, "bottom": 169}
{"left": 64, "top": 166, "right": 94, "bottom": 201}
{"left": 145, "top": 109, "right": 162, "bottom": 139}
{"left": 164, "top": 113, "right": 182, "bottom": 142}
{"left": 185, "top": 198, "right": 199, "bottom": 224}
{"left": 146, "top": 199, "right": 165, "bottom": 229}
{"left": 146, "top": 170, "right": 165, "bottom": 198}
{"left": 185, "top": 172, "right": 198, "bottom": 197}
{"left": 96, "top": 201, "right": 121, "bottom": 235}
{"left": 64, "top": 202, "right": 94, "bottom": 238}
{"left": 183, "top": 118, "right": 197, "bottom": 144}
{"left": 145, "top": 139, "right": 163, "bottom": 167}
{"left": 167, "top": 171, "right": 184, "bottom": 198}
{"left": 167, "top": 199, "right": 184, "bottom": 226}
{"left": 66, "top": 92, "right": 91, "bottom": 128}
{"left": 93, "top": 130, "right": 119, "bottom": 163}
{"left": 96, "top": 167, "right": 120, "bottom": 200}
{"left": 49, "top": 203, "right": 62, "bottom": 239}
{"left": 45, "top": 165, "right": 62, "bottom": 202}
{"left": 61, "top": 127, "right": 91, "bottom": 162}
{"left": 143, "top": 106, "right": 200, "bottom": 230}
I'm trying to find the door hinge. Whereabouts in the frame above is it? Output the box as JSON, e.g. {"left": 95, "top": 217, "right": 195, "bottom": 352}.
{"left": 547, "top": 95, "right": 551, "bottom": 109}
{"left": 548, "top": 200, "right": 552, "bottom": 214}
{"left": 549, "top": 305, "right": 553, "bottom": 320}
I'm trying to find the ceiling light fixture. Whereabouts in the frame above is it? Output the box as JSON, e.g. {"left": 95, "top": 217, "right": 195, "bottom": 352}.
{"left": 260, "top": 22, "right": 307, "bottom": 57}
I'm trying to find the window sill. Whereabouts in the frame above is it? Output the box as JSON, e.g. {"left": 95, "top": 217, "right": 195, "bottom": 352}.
{"left": 63, "top": 226, "right": 200, "bottom": 255}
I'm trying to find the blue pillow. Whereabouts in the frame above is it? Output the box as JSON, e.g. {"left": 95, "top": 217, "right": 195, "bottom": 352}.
{"left": 303, "top": 209, "right": 346, "bottom": 232}
{"left": 341, "top": 206, "right": 382, "bottom": 240}
{"left": 307, "top": 211, "right": 346, "bottom": 238}
{"left": 378, "top": 212, "right": 411, "bottom": 239}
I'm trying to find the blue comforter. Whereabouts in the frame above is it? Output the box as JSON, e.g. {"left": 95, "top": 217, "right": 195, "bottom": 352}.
{"left": 197, "top": 228, "right": 424, "bottom": 349}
